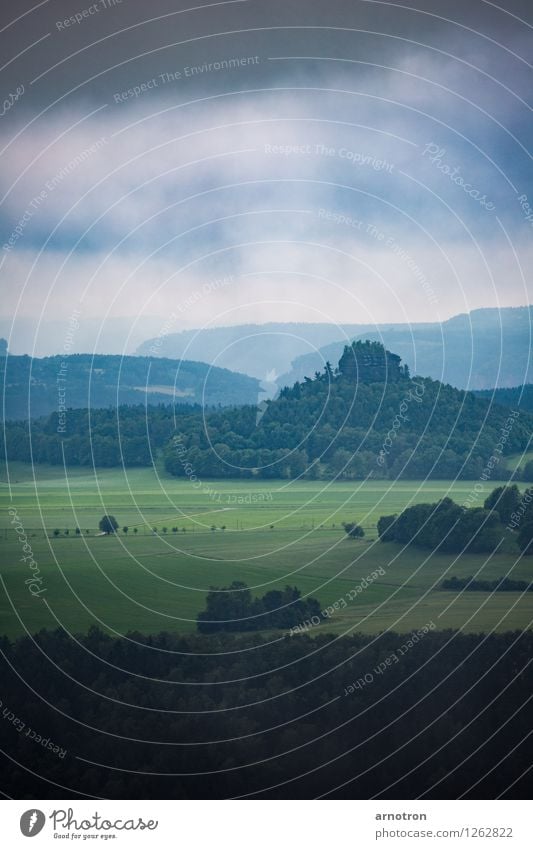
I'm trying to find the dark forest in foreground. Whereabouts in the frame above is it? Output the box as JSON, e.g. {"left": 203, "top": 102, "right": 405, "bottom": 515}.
{"left": 0, "top": 628, "right": 530, "bottom": 799}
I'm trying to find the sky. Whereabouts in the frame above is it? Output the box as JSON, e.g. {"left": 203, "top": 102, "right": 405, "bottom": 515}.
{"left": 0, "top": 0, "right": 532, "bottom": 355}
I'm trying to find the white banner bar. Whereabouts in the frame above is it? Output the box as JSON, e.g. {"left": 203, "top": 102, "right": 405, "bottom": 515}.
{"left": 0, "top": 800, "right": 530, "bottom": 848}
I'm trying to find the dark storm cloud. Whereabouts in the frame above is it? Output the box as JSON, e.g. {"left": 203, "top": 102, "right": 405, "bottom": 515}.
{"left": 2, "top": 0, "right": 531, "bottom": 108}
{"left": 0, "top": 0, "right": 531, "bottom": 353}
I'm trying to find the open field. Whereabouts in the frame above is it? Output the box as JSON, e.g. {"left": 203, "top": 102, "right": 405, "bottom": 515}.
{"left": 0, "top": 461, "right": 512, "bottom": 533}
{"left": 504, "top": 449, "right": 533, "bottom": 472}
{"left": 1, "top": 464, "right": 532, "bottom": 639}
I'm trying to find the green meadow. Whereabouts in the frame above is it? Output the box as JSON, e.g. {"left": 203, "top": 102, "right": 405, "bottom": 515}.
{"left": 504, "top": 449, "right": 533, "bottom": 471}
{"left": 1, "top": 463, "right": 532, "bottom": 639}
{"left": 0, "top": 462, "right": 506, "bottom": 532}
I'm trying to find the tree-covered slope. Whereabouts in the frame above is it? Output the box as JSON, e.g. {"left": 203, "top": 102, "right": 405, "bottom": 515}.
{"left": 3, "top": 341, "right": 532, "bottom": 478}
{"left": 164, "top": 341, "right": 532, "bottom": 481}
{"left": 473, "top": 385, "right": 533, "bottom": 413}
{"left": 2, "top": 405, "right": 192, "bottom": 467}
{"left": 0, "top": 353, "right": 260, "bottom": 419}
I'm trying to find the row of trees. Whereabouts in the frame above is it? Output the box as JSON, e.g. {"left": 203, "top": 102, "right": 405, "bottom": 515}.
{"left": 377, "top": 485, "right": 533, "bottom": 555}
{"left": 442, "top": 576, "right": 532, "bottom": 592}
{"left": 197, "top": 581, "right": 322, "bottom": 633}
{"left": 51, "top": 526, "right": 190, "bottom": 536}
{"left": 94, "top": 516, "right": 216, "bottom": 535}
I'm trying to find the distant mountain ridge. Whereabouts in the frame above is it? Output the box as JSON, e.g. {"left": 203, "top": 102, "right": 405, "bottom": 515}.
{"left": 136, "top": 307, "right": 533, "bottom": 392}
{"left": 279, "top": 307, "right": 533, "bottom": 391}
{"left": 0, "top": 353, "right": 260, "bottom": 420}
{"left": 136, "top": 321, "right": 410, "bottom": 381}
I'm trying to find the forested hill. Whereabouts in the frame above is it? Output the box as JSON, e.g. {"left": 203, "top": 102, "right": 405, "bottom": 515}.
{"left": 473, "top": 385, "right": 533, "bottom": 413}
{"left": 5, "top": 341, "right": 531, "bottom": 479}
{"left": 163, "top": 341, "right": 532, "bottom": 481}
{"left": 0, "top": 353, "right": 260, "bottom": 419}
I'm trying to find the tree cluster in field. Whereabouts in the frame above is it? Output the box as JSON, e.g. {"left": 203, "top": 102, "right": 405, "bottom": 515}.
{"left": 196, "top": 581, "right": 322, "bottom": 633}
{"left": 442, "top": 576, "right": 532, "bottom": 592}
{"left": 0, "top": 627, "right": 530, "bottom": 799}
{"left": 377, "top": 485, "right": 533, "bottom": 555}
{"left": 3, "top": 342, "right": 532, "bottom": 481}
{"left": 98, "top": 515, "right": 119, "bottom": 534}
{"left": 342, "top": 522, "right": 365, "bottom": 538}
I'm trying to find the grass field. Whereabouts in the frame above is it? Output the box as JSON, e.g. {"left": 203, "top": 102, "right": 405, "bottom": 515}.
{"left": 504, "top": 449, "right": 533, "bottom": 471}
{"left": 1, "top": 463, "right": 532, "bottom": 639}
{"left": 0, "top": 461, "right": 510, "bottom": 532}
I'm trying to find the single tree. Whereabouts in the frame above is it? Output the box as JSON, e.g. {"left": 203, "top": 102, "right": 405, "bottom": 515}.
{"left": 99, "top": 515, "right": 119, "bottom": 535}
{"left": 122, "top": 526, "right": 129, "bottom": 534}
{"left": 342, "top": 521, "right": 365, "bottom": 539}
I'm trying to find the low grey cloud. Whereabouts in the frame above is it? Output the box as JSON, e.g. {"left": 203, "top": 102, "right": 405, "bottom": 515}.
{"left": 1, "top": 0, "right": 531, "bottom": 354}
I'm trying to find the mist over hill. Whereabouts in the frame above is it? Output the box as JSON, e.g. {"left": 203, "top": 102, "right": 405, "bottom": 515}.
{"left": 0, "top": 315, "right": 171, "bottom": 358}
{"left": 136, "top": 321, "right": 408, "bottom": 382}
{"left": 136, "top": 307, "right": 533, "bottom": 393}
{"left": 279, "top": 307, "right": 533, "bottom": 391}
